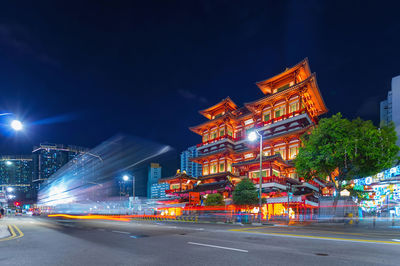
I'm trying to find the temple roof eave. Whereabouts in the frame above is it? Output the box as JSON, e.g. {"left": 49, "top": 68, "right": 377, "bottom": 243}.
{"left": 245, "top": 73, "right": 328, "bottom": 115}
{"left": 199, "top": 97, "right": 238, "bottom": 119}
{"left": 255, "top": 58, "right": 311, "bottom": 94}
{"left": 189, "top": 113, "right": 239, "bottom": 135}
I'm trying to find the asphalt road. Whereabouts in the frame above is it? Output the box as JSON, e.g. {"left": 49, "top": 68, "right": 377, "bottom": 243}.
{"left": 1, "top": 216, "right": 400, "bottom": 266}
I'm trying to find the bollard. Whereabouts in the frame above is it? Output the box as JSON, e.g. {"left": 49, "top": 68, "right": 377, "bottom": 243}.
{"left": 392, "top": 216, "right": 395, "bottom": 227}
{"left": 373, "top": 216, "right": 376, "bottom": 228}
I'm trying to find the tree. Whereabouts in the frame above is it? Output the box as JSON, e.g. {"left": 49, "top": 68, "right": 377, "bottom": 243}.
{"left": 295, "top": 113, "right": 399, "bottom": 209}
{"left": 205, "top": 193, "right": 224, "bottom": 206}
{"left": 232, "top": 178, "right": 258, "bottom": 206}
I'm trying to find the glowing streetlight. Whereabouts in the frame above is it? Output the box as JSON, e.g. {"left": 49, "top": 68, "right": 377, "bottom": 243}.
{"left": 5, "top": 161, "right": 13, "bottom": 166}
{"left": 247, "top": 130, "right": 263, "bottom": 223}
{"left": 247, "top": 131, "right": 258, "bottom": 142}
{"left": 10, "top": 120, "right": 23, "bottom": 131}
{"left": 6, "top": 187, "right": 13, "bottom": 192}
{"left": 121, "top": 174, "right": 135, "bottom": 199}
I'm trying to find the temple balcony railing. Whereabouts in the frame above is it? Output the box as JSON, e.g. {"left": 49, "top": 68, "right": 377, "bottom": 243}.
{"left": 196, "top": 134, "right": 241, "bottom": 148}
{"left": 255, "top": 108, "right": 308, "bottom": 128}
{"left": 196, "top": 109, "right": 313, "bottom": 154}
{"left": 298, "top": 180, "right": 319, "bottom": 191}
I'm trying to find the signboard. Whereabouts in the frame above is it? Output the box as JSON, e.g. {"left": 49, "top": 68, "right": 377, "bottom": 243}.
{"left": 189, "top": 192, "right": 200, "bottom": 205}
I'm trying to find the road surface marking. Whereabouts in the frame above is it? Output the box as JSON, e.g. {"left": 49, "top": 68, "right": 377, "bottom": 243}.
{"left": 392, "top": 239, "right": 400, "bottom": 242}
{"left": 13, "top": 225, "right": 24, "bottom": 238}
{"left": 0, "top": 225, "right": 23, "bottom": 242}
{"left": 97, "top": 228, "right": 105, "bottom": 231}
{"left": 232, "top": 229, "right": 400, "bottom": 245}
{"left": 188, "top": 242, "right": 248, "bottom": 252}
{"left": 112, "top": 230, "right": 130, "bottom": 234}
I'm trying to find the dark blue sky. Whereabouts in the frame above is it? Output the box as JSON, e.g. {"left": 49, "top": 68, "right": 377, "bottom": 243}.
{"left": 1, "top": 1, "right": 400, "bottom": 155}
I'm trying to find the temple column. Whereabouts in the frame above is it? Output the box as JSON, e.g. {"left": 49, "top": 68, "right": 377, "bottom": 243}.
{"left": 286, "top": 99, "right": 289, "bottom": 116}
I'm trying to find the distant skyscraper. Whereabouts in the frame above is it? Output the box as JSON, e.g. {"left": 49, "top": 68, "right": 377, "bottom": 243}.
{"left": 147, "top": 163, "right": 162, "bottom": 197}
{"left": 0, "top": 156, "right": 34, "bottom": 200}
{"left": 180, "top": 146, "right": 202, "bottom": 177}
{"left": 32, "top": 143, "right": 88, "bottom": 186}
{"left": 380, "top": 75, "right": 400, "bottom": 147}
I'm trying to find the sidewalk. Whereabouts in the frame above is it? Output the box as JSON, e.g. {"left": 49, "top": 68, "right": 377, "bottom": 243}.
{"left": 0, "top": 223, "right": 11, "bottom": 239}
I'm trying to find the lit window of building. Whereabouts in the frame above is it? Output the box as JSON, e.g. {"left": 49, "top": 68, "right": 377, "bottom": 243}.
{"left": 289, "top": 146, "right": 299, "bottom": 159}
{"left": 289, "top": 102, "right": 299, "bottom": 113}
{"left": 219, "top": 161, "right": 225, "bottom": 172}
{"left": 203, "top": 165, "right": 209, "bottom": 176}
{"left": 210, "top": 163, "right": 217, "bottom": 174}
{"left": 227, "top": 127, "right": 233, "bottom": 137}
{"left": 219, "top": 128, "right": 225, "bottom": 137}
{"left": 211, "top": 131, "right": 217, "bottom": 140}
{"left": 263, "top": 111, "right": 271, "bottom": 121}
{"left": 274, "top": 106, "right": 286, "bottom": 118}
{"left": 227, "top": 160, "right": 232, "bottom": 172}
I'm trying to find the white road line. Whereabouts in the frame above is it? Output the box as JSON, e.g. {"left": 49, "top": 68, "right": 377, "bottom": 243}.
{"left": 392, "top": 239, "right": 400, "bottom": 242}
{"left": 187, "top": 242, "right": 248, "bottom": 253}
{"left": 112, "top": 230, "right": 130, "bottom": 234}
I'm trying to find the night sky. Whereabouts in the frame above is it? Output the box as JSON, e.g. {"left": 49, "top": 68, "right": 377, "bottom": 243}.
{"left": 1, "top": 1, "right": 400, "bottom": 157}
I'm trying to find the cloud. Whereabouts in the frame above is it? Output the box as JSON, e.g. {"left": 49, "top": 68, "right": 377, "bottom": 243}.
{"left": 178, "top": 89, "right": 208, "bottom": 104}
{"left": 0, "top": 24, "right": 59, "bottom": 66}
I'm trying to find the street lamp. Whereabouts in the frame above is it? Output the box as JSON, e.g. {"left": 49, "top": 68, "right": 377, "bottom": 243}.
{"left": 10, "top": 120, "right": 23, "bottom": 131}
{"left": 248, "top": 130, "right": 263, "bottom": 223}
{"left": 6, "top": 187, "right": 13, "bottom": 193}
{"left": 5, "top": 161, "right": 13, "bottom": 166}
{"left": 122, "top": 174, "right": 135, "bottom": 198}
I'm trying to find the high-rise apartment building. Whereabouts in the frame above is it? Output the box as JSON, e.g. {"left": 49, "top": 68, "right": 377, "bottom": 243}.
{"left": 180, "top": 146, "right": 202, "bottom": 177}
{"left": 380, "top": 75, "right": 400, "bottom": 146}
{"left": 147, "top": 163, "right": 162, "bottom": 197}
{"left": 32, "top": 143, "right": 88, "bottom": 186}
{"left": 0, "top": 156, "right": 34, "bottom": 200}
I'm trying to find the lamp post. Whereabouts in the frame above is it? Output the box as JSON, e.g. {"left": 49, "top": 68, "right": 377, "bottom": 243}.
{"left": 248, "top": 130, "right": 263, "bottom": 224}
{"left": 122, "top": 174, "right": 135, "bottom": 199}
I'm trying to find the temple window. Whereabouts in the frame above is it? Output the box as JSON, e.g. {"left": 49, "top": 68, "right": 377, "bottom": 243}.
{"left": 203, "top": 165, "right": 209, "bottom": 175}
{"left": 274, "top": 106, "right": 285, "bottom": 118}
{"left": 219, "top": 161, "right": 225, "bottom": 172}
{"left": 210, "top": 163, "right": 217, "bottom": 174}
{"left": 250, "top": 169, "right": 268, "bottom": 178}
{"left": 289, "top": 146, "right": 299, "bottom": 159}
{"left": 227, "top": 160, "right": 232, "bottom": 172}
{"left": 227, "top": 127, "right": 233, "bottom": 137}
{"left": 289, "top": 102, "right": 299, "bottom": 113}
{"left": 263, "top": 111, "right": 271, "bottom": 122}
{"left": 202, "top": 134, "right": 208, "bottom": 142}
{"left": 274, "top": 148, "right": 286, "bottom": 159}
{"left": 219, "top": 128, "right": 225, "bottom": 137}
{"left": 272, "top": 169, "right": 280, "bottom": 177}
{"left": 210, "top": 131, "right": 217, "bottom": 140}
{"left": 263, "top": 150, "right": 271, "bottom": 156}
{"left": 273, "top": 84, "right": 290, "bottom": 94}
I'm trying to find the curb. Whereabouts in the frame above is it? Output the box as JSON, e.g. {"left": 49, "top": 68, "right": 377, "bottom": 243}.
{"left": 0, "top": 224, "right": 11, "bottom": 239}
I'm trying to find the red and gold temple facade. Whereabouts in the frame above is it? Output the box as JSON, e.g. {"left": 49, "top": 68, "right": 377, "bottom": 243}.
{"left": 162, "top": 59, "right": 328, "bottom": 219}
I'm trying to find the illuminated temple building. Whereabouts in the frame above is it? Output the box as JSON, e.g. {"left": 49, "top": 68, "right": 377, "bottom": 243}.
{"left": 161, "top": 59, "right": 328, "bottom": 219}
